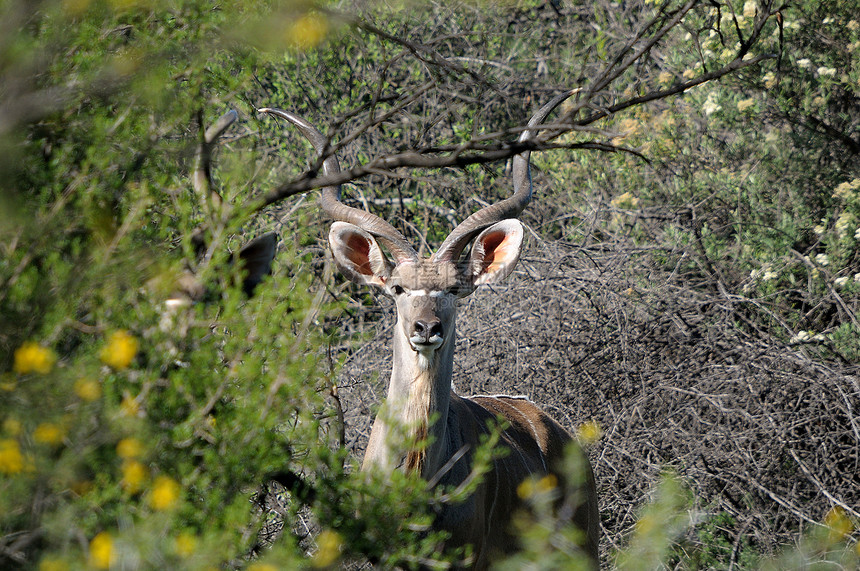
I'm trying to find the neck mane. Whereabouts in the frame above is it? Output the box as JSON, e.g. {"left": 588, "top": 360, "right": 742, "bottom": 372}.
{"left": 365, "top": 317, "right": 456, "bottom": 478}
{"left": 402, "top": 352, "right": 438, "bottom": 473}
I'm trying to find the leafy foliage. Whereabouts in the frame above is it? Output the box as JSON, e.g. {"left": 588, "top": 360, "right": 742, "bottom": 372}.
{"left": 2, "top": 0, "right": 858, "bottom": 569}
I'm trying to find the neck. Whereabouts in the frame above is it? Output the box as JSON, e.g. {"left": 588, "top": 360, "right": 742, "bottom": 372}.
{"left": 363, "top": 319, "right": 456, "bottom": 479}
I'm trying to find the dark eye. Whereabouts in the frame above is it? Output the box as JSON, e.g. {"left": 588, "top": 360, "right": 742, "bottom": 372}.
{"left": 392, "top": 285, "right": 405, "bottom": 296}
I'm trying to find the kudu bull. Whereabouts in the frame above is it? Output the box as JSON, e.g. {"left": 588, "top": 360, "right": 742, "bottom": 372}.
{"left": 262, "top": 92, "right": 598, "bottom": 569}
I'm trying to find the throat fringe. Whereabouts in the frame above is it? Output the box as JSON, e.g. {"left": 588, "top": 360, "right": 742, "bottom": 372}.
{"left": 403, "top": 358, "right": 437, "bottom": 474}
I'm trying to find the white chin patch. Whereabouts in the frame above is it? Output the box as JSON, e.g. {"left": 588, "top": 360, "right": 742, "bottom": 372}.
{"left": 415, "top": 351, "right": 433, "bottom": 371}
{"left": 410, "top": 340, "right": 441, "bottom": 370}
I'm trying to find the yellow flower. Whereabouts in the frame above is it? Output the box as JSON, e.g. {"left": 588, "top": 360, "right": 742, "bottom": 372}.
{"left": 657, "top": 71, "right": 673, "bottom": 85}
{"left": 536, "top": 474, "right": 558, "bottom": 493}
{"left": 74, "top": 377, "right": 101, "bottom": 401}
{"left": 13, "top": 342, "right": 57, "bottom": 375}
{"left": 121, "top": 460, "right": 148, "bottom": 494}
{"left": 33, "top": 423, "right": 65, "bottom": 447}
{"left": 149, "top": 475, "right": 181, "bottom": 510}
{"left": 0, "top": 438, "right": 24, "bottom": 474}
{"left": 100, "top": 330, "right": 138, "bottom": 369}
{"left": 577, "top": 420, "right": 604, "bottom": 445}
{"left": 311, "top": 530, "right": 343, "bottom": 568}
{"left": 174, "top": 532, "right": 197, "bottom": 557}
{"left": 120, "top": 395, "right": 141, "bottom": 417}
{"left": 247, "top": 564, "right": 279, "bottom": 571}
{"left": 89, "top": 532, "right": 115, "bottom": 570}
{"left": 116, "top": 437, "right": 143, "bottom": 459}
{"left": 38, "top": 557, "right": 69, "bottom": 571}
{"left": 287, "top": 12, "right": 329, "bottom": 49}
{"left": 516, "top": 474, "right": 557, "bottom": 501}
{"left": 824, "top": 506, "right": 854, "bottom": 543}
{"left": 517, "top": 478, "right": 535, "bottom": 499}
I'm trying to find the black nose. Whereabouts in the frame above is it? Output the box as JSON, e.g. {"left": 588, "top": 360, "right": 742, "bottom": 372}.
{"left": 414, "top": 319, "right": 443, "bottom": 342}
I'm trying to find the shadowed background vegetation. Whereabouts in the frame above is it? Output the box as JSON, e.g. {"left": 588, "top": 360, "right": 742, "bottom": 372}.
{"left": 1, "top": 0, "right": 857, "bottom": 569}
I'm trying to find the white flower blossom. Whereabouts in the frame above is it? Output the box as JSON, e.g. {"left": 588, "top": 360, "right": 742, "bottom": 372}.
{"left": 703, "top": 93, "right": 722, "bottom": 116}
{"left": 834, "top": 213, "right": 854, "bottom": 238}
{"left": 790, "top": 330, "right": 824, "bottom": 343}
{"left": 814, "top": 253, "right": 829, "bottom": 266}
{"left": 790, "top": 331, "right": 811, "bottom": 343}
{"left": 834, "top": 276, "right": 849, "bottom": 288}
{"left": 737, "top": 98, "right": 756, "bottom": 111}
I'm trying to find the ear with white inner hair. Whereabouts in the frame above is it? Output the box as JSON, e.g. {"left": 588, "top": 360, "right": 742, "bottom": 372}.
{"left": 329, "top": 221, "right": 393, "bottom": 288}
{"left": 468, "top": 219, "right": 524, "bottom": 286}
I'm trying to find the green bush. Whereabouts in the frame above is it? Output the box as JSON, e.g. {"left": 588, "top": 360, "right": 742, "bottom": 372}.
{"left": 1, "top": 2, "right": 349, "bottom": 568}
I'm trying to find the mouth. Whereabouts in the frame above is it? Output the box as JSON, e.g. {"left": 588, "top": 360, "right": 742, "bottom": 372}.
{"left": 409, "top": 336, "right": 443, "bottom": 352}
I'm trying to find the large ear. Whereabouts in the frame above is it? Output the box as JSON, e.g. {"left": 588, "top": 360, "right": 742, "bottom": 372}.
{"left": 468, "top": 219, "right": 524, "bottom": 286}
{"left": 236, "top": 232, "right": 278, "bottom": 296}
{"left": 329, "top": 221, "right": 393, "bottom": 288}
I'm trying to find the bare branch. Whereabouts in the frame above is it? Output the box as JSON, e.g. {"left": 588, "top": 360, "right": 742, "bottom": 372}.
{"left": 247, "top": 137, "right": 628, "bottom": 213}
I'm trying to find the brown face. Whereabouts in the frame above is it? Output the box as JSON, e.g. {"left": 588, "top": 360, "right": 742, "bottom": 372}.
{"left": 327, "top": 219, "right": 525, "bottom": 357}
{"left": 385, "top": 260, "right": 469, "bottom": 353}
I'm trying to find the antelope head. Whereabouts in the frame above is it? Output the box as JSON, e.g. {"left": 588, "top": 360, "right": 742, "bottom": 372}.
{"left": 328, "top": 216, "right": 523, "bottom": 368}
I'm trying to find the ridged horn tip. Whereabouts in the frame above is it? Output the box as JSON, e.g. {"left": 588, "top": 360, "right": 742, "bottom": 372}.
{"left": 432, "top": 90, "right": 576, "bottom": 262}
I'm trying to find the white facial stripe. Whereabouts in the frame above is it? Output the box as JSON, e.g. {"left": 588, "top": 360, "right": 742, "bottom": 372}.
{"left": 405, "top": 289, "right": 445, "bottom": 298}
